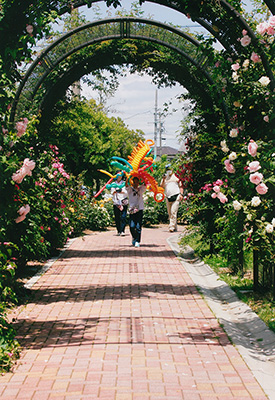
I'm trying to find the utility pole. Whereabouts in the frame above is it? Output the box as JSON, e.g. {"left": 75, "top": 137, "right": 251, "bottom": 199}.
{"left": 154, "top": 90, "right": 158, "bottom": 158}
{"left": 159, "top": 118, "right": 164, "bottom": 157}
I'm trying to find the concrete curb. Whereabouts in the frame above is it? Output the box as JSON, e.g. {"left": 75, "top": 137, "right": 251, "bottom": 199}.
{"left": 167, "top": 234, "right": 275, "bottom": 400}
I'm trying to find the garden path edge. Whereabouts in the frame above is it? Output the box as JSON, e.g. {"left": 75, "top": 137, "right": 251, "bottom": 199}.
{"left": 167, "top": 233, "right": 275, "bottom": 400}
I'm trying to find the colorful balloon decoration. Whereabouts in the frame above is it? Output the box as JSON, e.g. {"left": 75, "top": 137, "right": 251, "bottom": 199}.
{"left": 94, "top": 139, "right": 165, "bottom": 202}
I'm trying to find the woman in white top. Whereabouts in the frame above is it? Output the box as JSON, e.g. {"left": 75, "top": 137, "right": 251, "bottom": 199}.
{"left": 126, "top": 177, "right": 146, "bottom": 247}
{"left": 111, "top": 175, "right": 128, "bottom": 236}
{"left": 160, "top": 166, "right": 183, "bottom": 232}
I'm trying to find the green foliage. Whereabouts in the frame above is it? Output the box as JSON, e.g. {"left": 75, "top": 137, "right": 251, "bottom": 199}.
{"left": 0, "top": 238, "right": 20, "bottom": 373}
{"left": 143, "top": 191, "right": 159, "bottom": 227}
{"left": 0, "top": 314, "right": 20, "bottom": 373}
{"left": 40, "top": 98, "right": 144, "bottom": 188}
{"left": 0, "top": 241, "right": 18, "bottom": 306}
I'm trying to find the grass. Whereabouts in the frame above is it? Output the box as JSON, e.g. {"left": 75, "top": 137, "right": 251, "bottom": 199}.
{"left": 179, "top": 229, "right": 275, "bottom": 333}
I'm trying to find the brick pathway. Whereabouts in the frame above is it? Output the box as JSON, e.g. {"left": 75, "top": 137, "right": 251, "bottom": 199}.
{"left": 0, "top": 226, "right": 267, "bottom": 399}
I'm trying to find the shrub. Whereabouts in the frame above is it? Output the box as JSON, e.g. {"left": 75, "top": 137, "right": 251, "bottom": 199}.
{"left": 86, "top": 199, "right": 112, "bottom": 231}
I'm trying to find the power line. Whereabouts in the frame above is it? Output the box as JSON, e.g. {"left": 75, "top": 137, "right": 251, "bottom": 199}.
{"left": 124, "top": 110, "right": 152, "bottom": 120}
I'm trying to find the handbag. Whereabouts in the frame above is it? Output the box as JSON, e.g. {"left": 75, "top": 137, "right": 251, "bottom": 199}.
{"left": 167, "top": 193, "right": 179, "bottom": 202}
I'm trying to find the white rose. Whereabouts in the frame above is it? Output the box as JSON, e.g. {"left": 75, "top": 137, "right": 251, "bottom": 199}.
{"left": 265, "top": 224, "right": 274, "bottom": 234}
{"left": 272, "top": 218, "right": 275, "bottom": 227}
{"left": 247, "top": 214, "right": 252, "bottom": 220}
{"left": 233, "top": 200, "right": 242, "bottom": 211}
{"left": 232, "top": 71, "right": 239, "bottom": 82}
{"left": 258, "top": 76, "right": 271, "bottom": 86}
{"left": 229, "top": 152, "right": 237, "bottom": 161}
{"left": 221, "top": 141, "right": 229, "bottom": 152}
{"left": 229, "top": 128, "right": 238, "bottom": 138}
{"left": 251, "top": 196, "right": 261, "bottom": 207}
{"left": 243, "top": 59, "right": 249, "bottom": 69}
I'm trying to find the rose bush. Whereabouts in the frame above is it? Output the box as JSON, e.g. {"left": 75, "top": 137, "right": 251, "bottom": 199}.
{"left": 178, "top": 16, "right": 274, "bottom": 282}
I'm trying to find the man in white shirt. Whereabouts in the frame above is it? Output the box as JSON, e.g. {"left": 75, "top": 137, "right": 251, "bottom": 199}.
{"left": 126, "top": 177, "right": 146, "bottom": 247}
{"left": 160, "top": 166, "right": 183, "bottom": 232}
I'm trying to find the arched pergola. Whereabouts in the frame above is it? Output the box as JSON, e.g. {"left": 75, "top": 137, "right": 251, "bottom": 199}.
{"left": 3, "top": 0, "right": 274, "bottom": 131}
{"left": 10, "top": 17, "right": 230, "bottom": 125}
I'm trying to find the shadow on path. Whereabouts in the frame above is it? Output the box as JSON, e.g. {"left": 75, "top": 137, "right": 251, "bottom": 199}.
{"left": 30, "top": 283, "right": 199, "bottom": 304}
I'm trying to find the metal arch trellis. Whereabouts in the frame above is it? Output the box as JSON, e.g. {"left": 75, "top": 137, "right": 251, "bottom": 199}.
{"left": 11, "top": 17, "right": 228, "bottom": 123}
{"left": 66, "top": 0, "right": 275, "bottom": 19}
{"left": 59, "top": 0, "right": 275, "bottom": 85}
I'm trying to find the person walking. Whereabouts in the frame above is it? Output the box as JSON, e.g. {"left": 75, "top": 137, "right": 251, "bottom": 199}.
{"left": 160, "top": 165, "right": 183, "bottom": 232}
{"left": 111, "top": 174, "right": 128, "bottom": 236}
{"left": 126, "top": 176, "right": 146, "bottom": 247}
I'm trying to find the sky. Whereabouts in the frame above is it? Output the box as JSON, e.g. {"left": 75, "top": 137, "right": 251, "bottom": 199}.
{"left": 66, "top": 0, "right": 255, "bottom": 150}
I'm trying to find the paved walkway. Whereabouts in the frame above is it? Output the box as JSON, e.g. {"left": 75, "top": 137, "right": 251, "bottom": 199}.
{"left": 0, "top": 226, "right": 271, "bottom": 399}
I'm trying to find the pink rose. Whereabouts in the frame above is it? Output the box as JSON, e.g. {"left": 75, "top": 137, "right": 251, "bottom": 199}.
{"left": 267, "top": 25, "right": 275, "bottom": 35}
{"left": 240, "top": 35, "right": 251, "bottom": 46}
{"left": 211, "top": 193, "right": 217, "bottom": 199}
{"left": 248, "top": 140, "right": 258, "bottom": 157}
{"left": 18, "top": 204, "right": 30, "bottom": 216}
{"left": 231, "top": 63, "right": 240, "bottom": 71}
{"left": 217, "top": 192, "right": 228, "bottom": 204}
{"left": 23, "top": 158, "right": 36, "bottom": 176}
{"left": 26, "top": 24, "right": 33, "bottom": 34}
{"left": 263, "top": 115, "right": 269, "bottom": 122}
{"left": 15, "top": 204, "right": 30, "bottom": 223}
{"left": 269, "top": 16, "right": 275, "bottom": 26}
{"left": 250, "top": 172, "right": 263, "bottom": 185}
{"left": 12, "top": 169, "right": 26, "bottom": 184}
{"left": 15, "top": 118, "right": 28, "bottom": 137}
{"left": 242, "top": 29, "right": 247, "bottom": 36}
{"left": 256, "top": 183, "right": 268, "bottom": 195}
{"left": 224, "top": 159, "right": 235, "bottom": 174}
{"left": 257, "top": 22, "right": 269, "bottom": 35}
{"left": 21, "top": 165, "right": 33, "bottom": 177}
{"left": 213, "top": 186, "right": 220, "bottom": 193}
{"left": 23, "top": 158, "right": 35, "bottom": 170}
{"left": 15, "top": 214, "right": 26, "bottom": 223}
{"left": 250, "top": 52, "right": 261, "bottom": 63}
{"left": 248, "top": 161, "right": 261, "bottom": 173}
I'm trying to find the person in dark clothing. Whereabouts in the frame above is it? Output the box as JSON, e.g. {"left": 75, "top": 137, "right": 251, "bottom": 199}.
{"left": 126, "top": 177, "right": 146, "bottom": 247}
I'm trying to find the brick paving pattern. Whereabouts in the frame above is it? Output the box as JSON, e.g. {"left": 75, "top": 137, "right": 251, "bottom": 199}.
{"left": 0, "top": 227, "right": 267, "bottom": 399}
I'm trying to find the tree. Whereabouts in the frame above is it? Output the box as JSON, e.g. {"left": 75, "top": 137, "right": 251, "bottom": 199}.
{"left": 41, "top": 98, "right": 144, "bottom": 189}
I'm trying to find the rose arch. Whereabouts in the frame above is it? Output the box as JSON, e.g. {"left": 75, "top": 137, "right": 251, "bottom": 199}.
{"left": 10, "top": 17, "right": 231, "bottom": 127}
{"left": 5, "top": 0, "right": 275, "bottom": 127}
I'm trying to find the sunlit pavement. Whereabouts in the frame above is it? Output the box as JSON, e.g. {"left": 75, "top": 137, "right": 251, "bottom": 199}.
{"left": 0, "top": 226, "right": 269, "bottom": 399}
